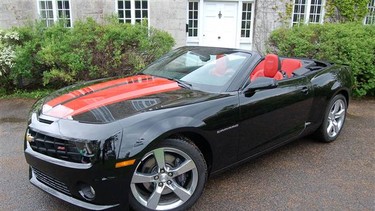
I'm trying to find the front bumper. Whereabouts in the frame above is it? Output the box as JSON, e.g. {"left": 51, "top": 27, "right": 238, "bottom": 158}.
{"left": 25, "top": 142, "right": 134, "bottom": 210}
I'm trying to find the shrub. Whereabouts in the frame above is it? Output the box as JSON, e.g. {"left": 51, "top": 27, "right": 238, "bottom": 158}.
{"left": 0, "top": 18, "right": 175, "bottom": 93}
{"left": 0, "top": 30, "right": 20, "bottom": 92}
{"left": 268, "top": 23, "right": 375, "bottom": 96}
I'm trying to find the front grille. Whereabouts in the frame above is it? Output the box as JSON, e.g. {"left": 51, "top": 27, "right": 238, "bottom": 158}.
{"left": 33, "top": 168, "right": 71, "bottom": 196}
{"left": 28, "top": 129, "right": 95, "bottom": 164}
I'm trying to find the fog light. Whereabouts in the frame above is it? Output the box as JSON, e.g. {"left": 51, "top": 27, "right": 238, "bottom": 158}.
{"left": 78, "top": 183, "right": 96, "bottom": 200}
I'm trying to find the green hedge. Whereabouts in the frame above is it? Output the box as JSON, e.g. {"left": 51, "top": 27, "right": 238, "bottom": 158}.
{"left": 268, "top": 23, "right": 375, "bottom": 97}
{"left": 0, "top": 18, "right": 175, "bottom": 93}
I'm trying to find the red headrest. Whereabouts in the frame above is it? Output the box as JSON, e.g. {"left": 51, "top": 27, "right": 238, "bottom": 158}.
{"left": 264, "top": 54, "right": 281, "bottom": 78}
{"left": 213, "top": 55, "right": 227, "bottom": 76}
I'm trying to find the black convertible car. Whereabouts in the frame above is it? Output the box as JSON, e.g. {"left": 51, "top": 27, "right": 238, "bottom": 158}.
{"left": 24, "top": 46, "right": 353, "bottom": 210}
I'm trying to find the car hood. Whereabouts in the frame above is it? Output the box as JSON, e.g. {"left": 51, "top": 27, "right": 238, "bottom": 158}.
{"left": 39, "top": 74, "right": 220, "bottom": 123}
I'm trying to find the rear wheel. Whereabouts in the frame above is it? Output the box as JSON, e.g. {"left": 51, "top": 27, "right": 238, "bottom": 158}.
{"left": 316, "top": 94, "right": 347, "bottom": 142}
{"left": 129, "top": 138, "right": 207, "bottom": 211}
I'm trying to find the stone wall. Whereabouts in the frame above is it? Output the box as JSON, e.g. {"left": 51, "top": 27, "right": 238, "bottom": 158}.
{"left": 71, "top": 0, "right": 115, "bottom": 24}
{"left": 0, "top": 0, "right": 36, "bottom": 29}
{"left": 0, "top": 0, "right": 186, "bottom": 47}
{"left": 149, "top": 0, "right": 187, "bottom": 47}
{"left": 0, "top": 0, "right": 289, "bottom": 51}
{"left": 253, "top": 0, "right": 288, "bottom": 54}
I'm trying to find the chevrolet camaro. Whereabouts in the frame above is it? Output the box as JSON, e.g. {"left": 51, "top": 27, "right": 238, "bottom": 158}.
{"left": 24, "top": 46, "right": 353, "bottom": 210}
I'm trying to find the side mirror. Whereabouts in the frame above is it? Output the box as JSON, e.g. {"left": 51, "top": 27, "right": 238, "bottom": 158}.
{"left": 244, "top": 77, "right": 278, "bottom": 95}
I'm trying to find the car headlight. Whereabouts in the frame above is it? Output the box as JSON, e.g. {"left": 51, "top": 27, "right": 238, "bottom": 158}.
{"left": 75, "top": 140, "right": 100, "bottom": 164}
{"left": 103, "top": 132, "right": 122, "bottom": 161}
{"left": 28, "top": 97, "right": 47, "bottom": 123}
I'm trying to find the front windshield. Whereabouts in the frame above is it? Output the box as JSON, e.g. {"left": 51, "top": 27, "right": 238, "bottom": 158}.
{"left": 143, "top": 47, "right": 251, "bottom": 92}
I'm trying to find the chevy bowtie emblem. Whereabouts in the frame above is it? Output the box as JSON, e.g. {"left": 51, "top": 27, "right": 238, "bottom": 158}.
{"left": 26, "top": 132, "right": 34, "bottom": 143}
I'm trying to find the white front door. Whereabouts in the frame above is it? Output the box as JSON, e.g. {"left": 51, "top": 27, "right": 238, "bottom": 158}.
{"left": 201, "top": 1, "right": 238, "bottom": 48}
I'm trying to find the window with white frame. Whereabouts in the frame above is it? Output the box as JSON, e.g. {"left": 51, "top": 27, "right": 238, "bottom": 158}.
{"left": 241, "top": 2, "right": 253, "bottom": 38}
{"left": 365, "top": 0, "right": 375, "bottom": 24}
{"left": 38, "top": 0, "right": 71, "bottom": 27}
{"left": 188, "top": 1, "right": 199, "bottom": 37}
{"left": 118, "top": 0, "right": 148, "bottom": 24}
{"left": 292, "top": 0, "right": 325, "bottom": 26}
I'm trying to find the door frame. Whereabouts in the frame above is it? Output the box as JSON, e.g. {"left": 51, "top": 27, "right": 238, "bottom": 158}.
{"left": 186, "top": 0, "right": 255, "bottom": 50}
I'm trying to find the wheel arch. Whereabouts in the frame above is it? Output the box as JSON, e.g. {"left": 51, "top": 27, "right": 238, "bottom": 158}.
{"left": 336, "top": 89, "right": 350, "bottom": 106}
{"left": 147, "top": 128, "right": 214, "bottom": 175}
{"left": 314, "top": 91, "right": 348, "bottom": 142}
{"left": 320, "top": 88, "right": 350, "bottom": 123}
{"left": 119, "top": 116, "right": 207, "bottom": 159}
{"left": 167, "top": 132, "right": 213, "bottom": 175}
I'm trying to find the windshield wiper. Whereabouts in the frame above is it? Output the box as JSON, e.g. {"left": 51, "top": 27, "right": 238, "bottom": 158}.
{"left": 142, "top": 74, "right": 192, "bottom": 89}
{"left": 166, "top": 77, "right": 192, "bottom": 89}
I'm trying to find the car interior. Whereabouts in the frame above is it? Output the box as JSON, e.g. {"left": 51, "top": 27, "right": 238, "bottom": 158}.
{"left": 250, "top": 54, "right": 327, "bottom": 81}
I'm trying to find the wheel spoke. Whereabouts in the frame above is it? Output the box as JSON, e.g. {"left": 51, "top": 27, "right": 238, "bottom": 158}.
{"left": 327, "top": 121, "right": 334, "bottom": 134}
{"left": 147, "top": 185, "right": 164, "bottom": 209}
{"left": 132, "top": 172, "right": 156, "bottom": 184}
{"left": 332, "top": 102, "right": 340, "bottom": 113}
{"left": 171, "top": 159, "right": 196, "bottom": 177}
{"left": 153, "top": 148, "right": 166, "bottom": 170}
{"left": 168, "top": 182, "right": 192, "bottom": 202}
{"left": 335, "top": 108, "right": 345, "bottom": 119}
{"left": 333, "top": 121, "right": 339, "bottom": 134}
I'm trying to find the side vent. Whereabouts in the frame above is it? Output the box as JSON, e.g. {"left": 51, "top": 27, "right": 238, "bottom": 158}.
{"left": 38, "top": 118, "right": 54, "bottom": 124}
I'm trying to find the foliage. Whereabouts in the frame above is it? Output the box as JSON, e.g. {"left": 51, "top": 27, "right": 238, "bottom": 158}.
{"left": 325, "top": 0, "right": 370, "bottom": 23}
{"left": 268, "top": 23, "right": 375, "bottom": 96}
{"left": 0, "top": 30, "right": 19, "bottom": 77}
{"left": 0, "top": 18, "right": 175, "bottom": 93}
{"left": 272, "top": 0, "right": 294, "bottom": 26}
{"left": 0, "top": 88, "right": 52, "bottom": 99}
{"left": 0, "top": 30, "right": 20, "bottom": 96}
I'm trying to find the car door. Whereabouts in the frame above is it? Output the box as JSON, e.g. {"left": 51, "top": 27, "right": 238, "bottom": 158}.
{"left": 237, "top": 76, "right": 313, "bottom": 158}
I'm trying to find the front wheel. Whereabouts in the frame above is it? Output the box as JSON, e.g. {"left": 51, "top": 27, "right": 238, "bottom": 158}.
{"left": 316, "top": 94, "right": 347, "bottom": 142}
{"left": 129, "top": 138, "right": 207, "bottom": 211}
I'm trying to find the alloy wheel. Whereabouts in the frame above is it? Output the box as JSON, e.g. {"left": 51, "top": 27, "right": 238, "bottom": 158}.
{"left": 130, "top": 147, "right": 198, "bottom": 210}
{"left": 326, "top": 99, "right": 346, "bottom": 138}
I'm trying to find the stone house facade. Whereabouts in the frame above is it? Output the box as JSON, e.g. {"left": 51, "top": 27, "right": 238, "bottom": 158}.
{"left": 1, "top": 0, "right": 374, "bottom": 53}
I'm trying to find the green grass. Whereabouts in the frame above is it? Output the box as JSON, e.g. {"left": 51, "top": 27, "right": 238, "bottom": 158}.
{"left": 0, "top": 88, "right": 53, "bottom": 99}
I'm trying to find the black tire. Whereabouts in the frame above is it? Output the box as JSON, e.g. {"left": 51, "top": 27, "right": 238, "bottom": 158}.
{"left": 316, "top": 94, "right": 347, "bottom": 143}
{"left": 129, "top": 138, "right": 207, "bottom": 211}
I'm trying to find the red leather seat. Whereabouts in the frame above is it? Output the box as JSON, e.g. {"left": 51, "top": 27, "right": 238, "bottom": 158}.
{"left": 281, "top": 59, "right": 302, "bottom": 77}
{"left": 250, "top": 60, "right": 265, "bottom": 79}
{"left": 251, "top": 54, "right": 283, "bottom": 81}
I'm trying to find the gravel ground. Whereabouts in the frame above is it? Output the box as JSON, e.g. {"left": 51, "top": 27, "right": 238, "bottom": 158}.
{"left": 0, "top": 98, "right": 374, "bottom": 211}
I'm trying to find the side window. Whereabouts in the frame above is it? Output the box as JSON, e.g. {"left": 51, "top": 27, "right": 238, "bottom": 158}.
{"left": 117, "top": 0, "right": 148, "bottom": 24}
{"left": 38, "top": 0, "right": 72, "bottom": 27}
{"left": 241, "top": 2, "right": 254, "bottom": 38}
{"left": 291, "top": 0, "right": 325, "bottom": 26}
{"left": 187, "top": 1, "right": 199, "bottom": 37}
{"left": 365, "top": 0, "right": 375, "bottom": 25}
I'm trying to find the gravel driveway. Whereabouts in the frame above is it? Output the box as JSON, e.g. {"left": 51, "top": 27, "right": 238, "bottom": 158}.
{"left": 0, "top": 98, "right": 374, "bottom": 211}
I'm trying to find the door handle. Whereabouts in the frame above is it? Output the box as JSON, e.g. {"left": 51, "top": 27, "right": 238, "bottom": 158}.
{"left": 301, "top": 86, "right": 309, "bottom": 94}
